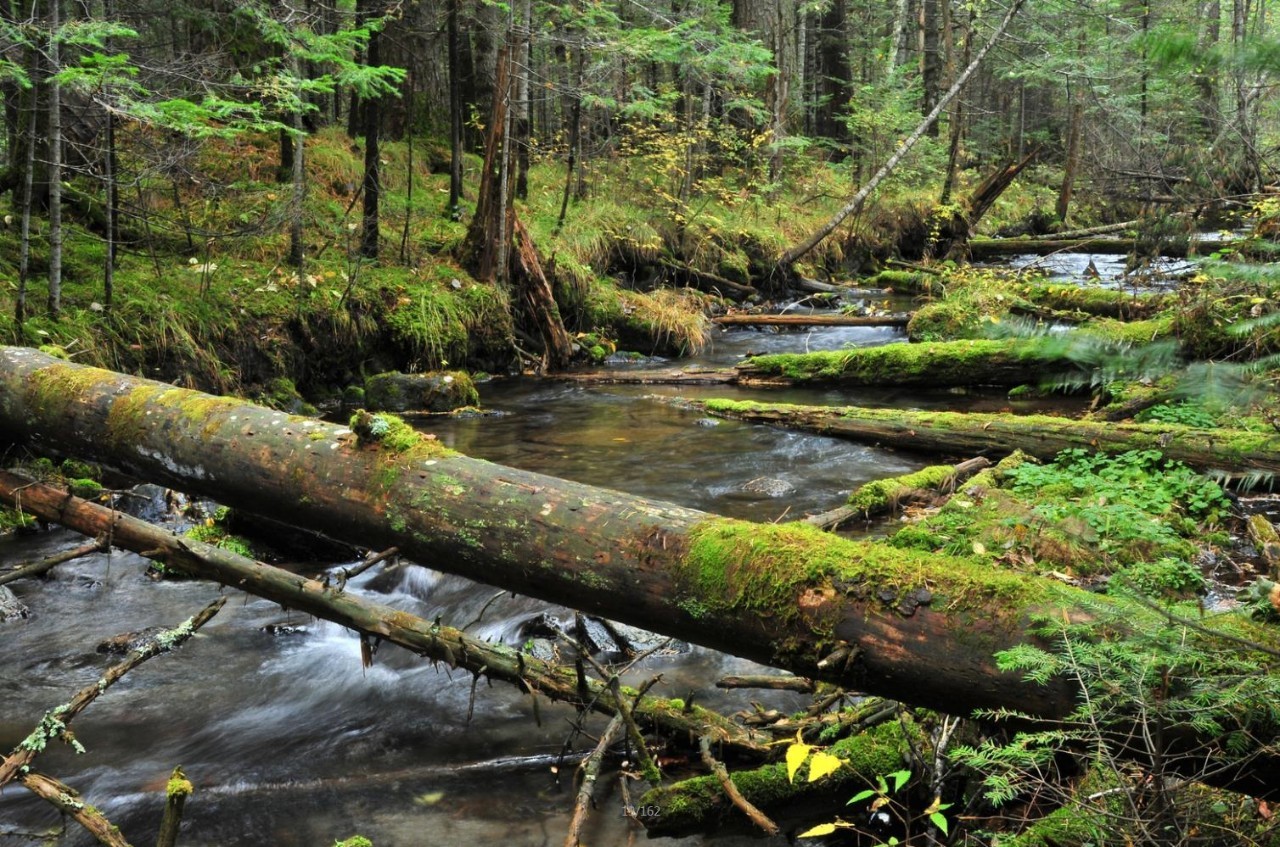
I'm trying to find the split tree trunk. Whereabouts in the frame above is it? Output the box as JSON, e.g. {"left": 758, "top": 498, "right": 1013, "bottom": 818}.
{"left": 3, "top": 350, "right": 1280, "bottom": 796}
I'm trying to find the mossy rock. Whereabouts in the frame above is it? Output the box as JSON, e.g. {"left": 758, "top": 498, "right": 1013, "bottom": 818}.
{"left": 364, "top": 370, "right": 480, "bottom": 413}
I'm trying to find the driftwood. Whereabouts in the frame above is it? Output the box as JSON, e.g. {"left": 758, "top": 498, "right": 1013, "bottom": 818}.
{"left": 6, "top": 351, "right": 1280, "bottom": 796}
{"left": 0, "top": 471, "right": 769, "bottom": 758}
{"left": 713, "top": 313, "right": 910, "bottom": 328}
{"left": 716, "top": 674, "right": 814, "bottom": 693}
{"left": 20, "top": 771, "right": 134, "bottom": 847}
{"left": 563, "top": 714, "right": 624, "bottom": 847}
{"left": 0, "top": 537, "right": 107, "bottom": 587}
{"left": 679, "top": 397, "right": 1280, "bottom": 477}
{"left": 657, "top": 260, "right": 758, "bottom": 301}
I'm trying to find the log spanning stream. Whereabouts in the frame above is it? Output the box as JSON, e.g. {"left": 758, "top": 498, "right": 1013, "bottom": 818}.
{"left": 0, "top": 262, "right": 1164, "bottom": 846}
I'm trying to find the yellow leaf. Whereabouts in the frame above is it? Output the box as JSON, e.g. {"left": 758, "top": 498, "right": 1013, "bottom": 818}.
{"left": 786, "top": 743, "right": 812, "bottom": 783}
{"left": 798, "top": 823, "right": 838, "bottom": 838}
{"left": 807, "top": 751, "right": 844, "bottom": 782}
{"left": 972, "top": 541, "right": 986, "bottom": 555}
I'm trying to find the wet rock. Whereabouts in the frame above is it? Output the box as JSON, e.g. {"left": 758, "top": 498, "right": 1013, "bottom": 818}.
{"left": 364, "top": 371, "right": 479, "bottom": 413}
{"left": 693, "top": 418, "right": 720, "bottom": 428}
{"left": 0, "top": 586, "right": 28, "bottom": 621}
{"left": 740, "top": 477, "right": 795, "bottom": 498}
{"left": 260, "top": 621, "right": 310, "bottom": 637}
{"left": 97, "top": 626, "right": 167, "bottom": 654}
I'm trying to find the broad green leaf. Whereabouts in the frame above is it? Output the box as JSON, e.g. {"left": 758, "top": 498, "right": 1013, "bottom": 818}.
{"left": 807, "top": 751, "right": 843, "bottom": 782}
{"left": 930, "top": 812, "right": 950, "bottom": 835}
{"left": 847, "top": 788, "right": 876, "bottom": 805}
{"left": 889, "top": 769, "right": 912, "bottom": 792}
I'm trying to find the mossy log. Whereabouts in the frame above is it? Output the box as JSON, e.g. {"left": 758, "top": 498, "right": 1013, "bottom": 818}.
{"left": 680, "top": 397, "right": 1280, "bottom": 477}
{"left": 638, "top": 721, "right": 911, "bottom": 838}
{"left": 806, "top": 457, "right": 991, "bottom": 529}
{"left": 735, "top": 339, "right": 1078, "bottom": 388}
{"left": 1014, "top": 283, "right": 1168, "bottom": 320}
{"left": 0, "top": 470, "right": 769, "bottom": 758}
{"left": 713, "top": 313, "right": 911, "bottom": 328}
{"left": 7, "top": 349, "right": 1280, "bottom": 797}
{"left": 966, "top": 237, "right": 1228, "bottom": 259}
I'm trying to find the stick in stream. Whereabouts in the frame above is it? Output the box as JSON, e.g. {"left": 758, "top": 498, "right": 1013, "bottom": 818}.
{"left": 563, "top": 714, "right": 625, "bottom": 847}
{"left": 0, "top": 596, "right": 226, "bottom": 787}
{"left": 698, "top": 735, "right": 780, "bottom": 837}
{"left": 156, "top": 766, "right": 192, "bottom": 847}
{"left": 0, "top": 537, "right": 108, "bottom": 587}
{"left": 0, "top": 472, "right": 770, "bottom": 759}
{"left": 715, "top": 675, "right": 815, "bottom": 693}
{"left": 20, "top": 771, "right": 134, "bottom": 847}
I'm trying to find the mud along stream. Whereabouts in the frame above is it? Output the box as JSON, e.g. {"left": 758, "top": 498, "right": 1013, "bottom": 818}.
{"left": 0, "top": 278, "right": 1119, "bottom": 846}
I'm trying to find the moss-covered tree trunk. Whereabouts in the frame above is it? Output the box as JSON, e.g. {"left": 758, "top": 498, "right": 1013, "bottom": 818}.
{"left": 4, "top": 348, "right": 1280, "bottom": 797}
{"left": 683, "top": 397, "right": 1280, "bottom": 476}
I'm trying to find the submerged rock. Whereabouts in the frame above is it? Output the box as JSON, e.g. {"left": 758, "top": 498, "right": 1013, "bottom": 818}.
{"left": 0, "top": 586, "right": 28, "bottom": 622}
{"left": 739, "top": 477, "right": 796, "bottom": 498}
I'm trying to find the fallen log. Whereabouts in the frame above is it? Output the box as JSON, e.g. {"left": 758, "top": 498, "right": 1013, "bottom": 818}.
{"left": 735, "top": 339, "right": 1078, "bottom": 388}
{"left": 0, "top": 538, "right": 106, "bottom": 587}
{"left": 657, "top": 260, "right": 758, "bottom": 301}
{"left": 551, "top": 367, "right": 743, "bottom": 386}
{"left": 713, "top": 313, "right": 910, "bottom": 328}
{"left": 1014, "top": 283, "right": 1168, "bottom": 320}
{"left": 805, "top": 457, "right": 991, "bottom": 530}
{"left": 6, "top": 350, "right": 1280, "bottom": 797}
{"left": 967, "top": 236, "right": 1227, "bottom": 259}
{"left": 0, "top": 471, "right": 769, "bottom": 758}
{"left": 678, "top": 397, "right": 1280, "bottom": 477}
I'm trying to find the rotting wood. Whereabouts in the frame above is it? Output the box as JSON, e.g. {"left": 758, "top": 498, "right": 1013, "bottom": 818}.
{"left": 713, "top": 313, "right": 910, "bottom": 328}
{"left": 715, "top": 674, "right": 814, "bottom": 693}
{"left": 156, "top": 766, "right": 192, "bottom": 847}
{"left": 657, "top": 260, "right": 758, "bottom": 301}
{"left": 563, "top": 714, "right": 624, "bottom": 847}
{"left": 675, "top": 397, "right": 1280, "bottom": 478}
{"left": 1248, "top": 514, "right": 1280, "bottom": 579}
{"left": 8, "top": 351, "right": 1280, "bottom": 796}
{"left": 699, "top": 735, "right": 779, "bottom": 836}
{"left": 551, "top": 367, "right": 743, "bottom": 386}
{"left": 0, "top": 537, "right": 106, "bottom": 587}
{"left": 0, "top": 471, "right": 769, "bottom": 759}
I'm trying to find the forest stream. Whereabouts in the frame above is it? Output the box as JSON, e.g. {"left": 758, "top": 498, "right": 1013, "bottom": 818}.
{"left": 0, "top": 256, "right": 1183, "bottom": 846}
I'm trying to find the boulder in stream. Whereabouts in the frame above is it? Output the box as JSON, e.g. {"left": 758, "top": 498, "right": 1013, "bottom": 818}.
{"left": 364, "top": 371, "right": 479, "bottom": 413}
{"left": 0, "top": 585, "right": 28, "bottom": 621}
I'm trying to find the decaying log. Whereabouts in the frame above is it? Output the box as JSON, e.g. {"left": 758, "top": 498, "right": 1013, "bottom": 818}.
{"left": 563, "top": 714, "right": 624, "bottom": 847}
{"left": 0, "top": 538, "right": 107, "bottom": 587}
{"left": 698, "top": 735, "right": 779, "bottom": 836}
{"left": 677, "top": 397, "right": 1280, "bottom": 477}
{"left": 7, "top": 351, "right": 1280, "bottom": 797}
{"left": 0, "top": 472, "right": 769, "bottom": 758}
{"left": 805, "top": 457, "right": 991, "bottom": 530}
{"left": 966, "top": 236, "right": 1227, "bottom": 259}
{"left": 1013, "top": 283, "right": 1168, "bottom": 320}
{"left": 1248, "top": 515, "right": 1280, "bottom": 579}
{"left": 639, "top": 721, "right": 911, "bottom": 838}
{"left": 551, "top": 368, "right": 744, "bottom": 387}
{"left": 735, "top": 339, "right": 1079, "bottom": 388}
{"left": 713, "top": 313, "right": 910, "bottom": 328}
{"left": 716, "top": 674, "right": 814, "bottom": 693}
{"left": 657, "top": 260, "right": 758, "bottom": 301}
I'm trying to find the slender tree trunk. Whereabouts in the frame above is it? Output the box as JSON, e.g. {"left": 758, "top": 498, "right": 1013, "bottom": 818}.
{"left": 555, "top": 11, "right": 583, "bottom": 233}
{"left": 920, "top": 0, "right": 941, "bottom": 132}
{"left": 47, "top": 0, "right": 62, "bottom": 317}
{"left": 1195, "top": 0, "right": 1221, "bottom": 138}
{"left": 288, "top": 62, "right": 306, "bottom": 271}
{"left": 939, "top": 7, "right": 973, "bottom": 204}
{"left": 514, "top": 0, "right": 531, "bottom": 200}
{"left": 447, "top": 0, "right": 463, "bottom": 219}
{"left": 16, "top": 72, "right": 37, "bottom": 327}
{"left": 777, "top": 0, "right": 1026, "bottom": 271}
{"left": 359, "top": 0, "right": 380, "bottom": 259}
{"left": 399, "top": 68, "right": 414, "bottom": 265}
{"left": 1056, "top": 87, "right": 1084, "bottom": 225}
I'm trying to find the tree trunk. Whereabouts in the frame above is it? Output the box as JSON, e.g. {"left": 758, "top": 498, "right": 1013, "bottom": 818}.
{"left": 16, "top": 71, "right": 37, "bottom": 326}
{"left": 47, "top": 0, "right": 62, "bottom": 317}
{"left": 1056, "top": 85, "right": 1084, "bottom": 225}
{"left": 359, "top": 0, "right": 380, "bottom": 259}
{"left": 0, "top": 469, "right": 768, "bottom": 759}
{"left": 712, "top": 314, "right": 910, "bottom": 328}
{"left": 736, "top": 339, "right": 1079, "bottom": 388}
{"left": 4, "top": 349, "right": 1280, "bottom": 797}
{"left": 681, "top": 396, "right": 1280, "bottom": 477}
{"left": 777, "top": 0, "right": 1026, "bottom": 271}
{"left": 447, "top": 0, "right": 464, "bottom": 220}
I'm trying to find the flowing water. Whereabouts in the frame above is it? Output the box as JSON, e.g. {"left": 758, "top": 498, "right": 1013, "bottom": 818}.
{"left": 0, "top": 265, "right": 1162, "bottom": 846}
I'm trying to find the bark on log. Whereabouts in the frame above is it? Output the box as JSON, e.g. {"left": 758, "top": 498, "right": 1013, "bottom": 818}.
{"left": 680, "top": 397, "right": 1280, "bottom": 477}
{"left": 735, "top": 339, "right": 1079, "bottom": 388}
{"left": 6, "top": 350, "right": 1280, "bottom": 797}
{"left": 0, "top": 471, "right": 769, "bottom": 758}
{"left": 712, "top": 313, "right": 910, "bottom": 328}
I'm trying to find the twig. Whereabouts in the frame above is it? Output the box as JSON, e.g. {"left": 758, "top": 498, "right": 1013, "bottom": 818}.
{"left": 21, "top": 772, "right": 134, "bottom": 847}
{"left": 156, "top": 765, "right": 192, "bottom": 847}
{"left": 563, "top": 714, "right": 625, "bottom": 847}
{"left": 0, "top": 597, "right": 226, "bottom": 787}
{"left": 698, "top": 736, "right": 780, "bottom": 836}
{"left": 0, "top": 537, "right": 107, "bottom": 587}
{"left": 337, "top": 546, "right": 399, "bottom": 590}
{"left": 715, "top": 674, "right": 815, "bottom": 693}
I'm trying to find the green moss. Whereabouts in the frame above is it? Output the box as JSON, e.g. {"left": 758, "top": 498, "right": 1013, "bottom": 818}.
{"left": 67, "top": 479, "right": 104, "bottom": 500}
{"left": 166, "top": 767, "right": 193, "bottom": 799}
{"left": 349, "top": 410, "right": 449, "bottom": 456}
{"left": 741, "top": 339, "right": 1068, "bottom": 386}
{"left": 846, "top": 463, "right": 958, "bottom": 515}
